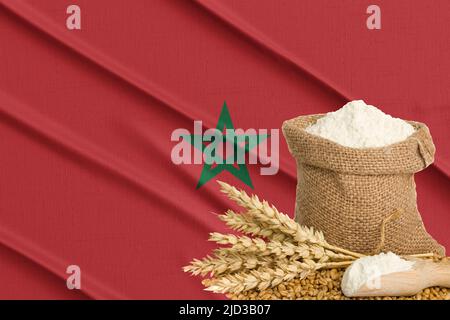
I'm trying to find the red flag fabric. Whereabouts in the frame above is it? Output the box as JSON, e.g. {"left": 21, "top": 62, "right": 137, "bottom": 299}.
{"left": 0, "top": 0, "right": 448, "bottom": 299}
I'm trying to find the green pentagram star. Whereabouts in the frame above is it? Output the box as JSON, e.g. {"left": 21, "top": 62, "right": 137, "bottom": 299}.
{"left": 183, "top": 102, "right": 267, "bottom": 189}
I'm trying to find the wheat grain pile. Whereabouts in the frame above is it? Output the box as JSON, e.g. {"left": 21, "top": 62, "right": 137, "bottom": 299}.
{"left": 184, "top": 182, "right": 448, "bottom": 300}
{"left": 226, "top": 264, "right": 450, "bottom": 300}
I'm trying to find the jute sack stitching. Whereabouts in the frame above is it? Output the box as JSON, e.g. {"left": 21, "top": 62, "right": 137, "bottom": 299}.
{"left": 282, "top": 114, "right": 445, "bottom": 255}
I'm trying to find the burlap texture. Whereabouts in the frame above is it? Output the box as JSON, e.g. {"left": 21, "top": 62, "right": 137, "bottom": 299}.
{"left": 282, "top": 114, "right": 445, "bottom": 255}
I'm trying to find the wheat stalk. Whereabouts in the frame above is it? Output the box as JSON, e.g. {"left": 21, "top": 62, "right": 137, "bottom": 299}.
{"left": 209, "top": 232, "right": 268, "bottom": 253}
{"left": 204, "top": 266, "right": 301, "bottom": 294}
{"left": 184, "top": 182, "right": 362, "bottom": 293}
{"left": 218, "top": 210, "right": 288, "bottom": 242}
{"left": 183, "top": 252, "right": 274, "bottom": 277}
{"left": 217, "top": 181, "right": 364, "bottom": 259}
{"left": 204, "top": 258, "right": 353, "bottom": 294}
{"left": 210, "top": 232, "right": 356, "bottom": 262}
{"left": 185, "top": 181, "right": 438, "bottom": 296}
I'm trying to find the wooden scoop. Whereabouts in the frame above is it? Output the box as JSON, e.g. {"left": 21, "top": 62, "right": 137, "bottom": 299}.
{"left": 346, "top": 259, "right": 450, "bottom": 297}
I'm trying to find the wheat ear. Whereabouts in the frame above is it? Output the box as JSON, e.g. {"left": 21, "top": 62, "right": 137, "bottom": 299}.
{"left": 209, "top": 232, "right": 356, "bottom": 262}
{"left": 218, "top": 210, "right": 288, "bottom": 242}
{"left": 217, "top": 181, "right": 364, "bottom": 258}
{"left": 204, "top": 259, "right": 352, "bottom": 294}
{"left": 183, "top": 252, "right": 274, "bottom": 277}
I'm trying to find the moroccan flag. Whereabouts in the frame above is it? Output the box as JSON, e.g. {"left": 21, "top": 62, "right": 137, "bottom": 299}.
{"left": 0, "top": 0, "right": 448, "bottom": 299}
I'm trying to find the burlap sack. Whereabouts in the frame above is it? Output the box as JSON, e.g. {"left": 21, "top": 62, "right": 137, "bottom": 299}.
{"left": 282, "top": 114, "right": 445, "bottom": 255}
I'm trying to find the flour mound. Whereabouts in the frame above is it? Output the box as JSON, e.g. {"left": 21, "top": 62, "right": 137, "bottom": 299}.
{"left": 305, "top": 100, "right": 415, "bottom": 148}
{"left": 341, "top": 252, "right": 415, "bottom": 296}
